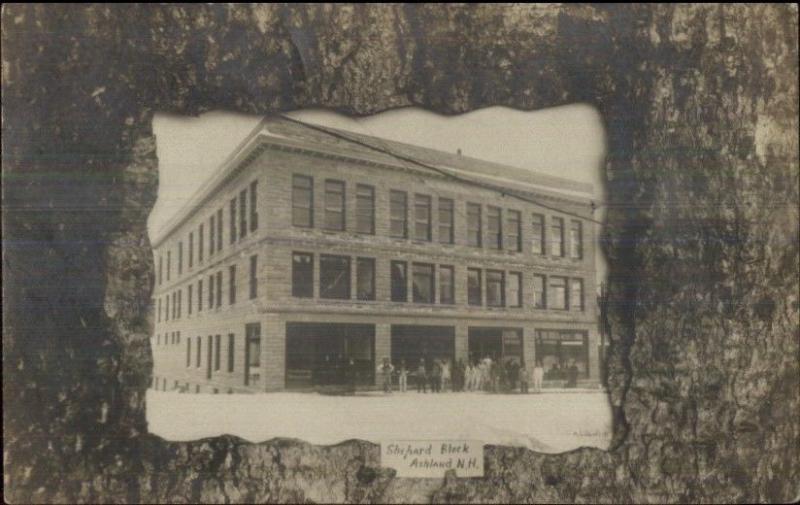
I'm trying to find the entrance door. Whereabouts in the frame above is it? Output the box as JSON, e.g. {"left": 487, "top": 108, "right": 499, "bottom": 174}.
{"left": 286, "top": 323, "right": 375, "bottom": 389}
{"left": 468, "top": 327, "right": 523, "bottom": 365}
{"left": 390, "top": 325, "right": 455, "bottom": 371}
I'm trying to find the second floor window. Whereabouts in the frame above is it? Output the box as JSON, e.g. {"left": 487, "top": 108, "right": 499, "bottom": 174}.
{"left": 320, "top": 255, "right": 350, "bottom": 299}
{"left": 551, "top": 217, "right": 565, "bottom": 257}
{"left": 187, "top": 284, "right": 193, "bottom": 315}
{"left": 414, "top": 194, "right": 432, "bottom": 241}
{"left": 292, "top": 252, "right": 313, "bottom": 298}
{"left": 486, "top": 270, "right": 505, "bottom": 307}
{"left": 356, "top": 257, "right": 376, "bottom": 301}
{"left": 198, "top": 224, "right": 204, "bottom": 263}
{"left": 467, "top": 268, "right": 482, "bottom": 306}
{"left": 209, "top": 215, "right": 215, "bottom": 255}
{"left": 178, "top": 241, "right": 183, "bottom": 275}
{"left": 217, "top": 208, "right": 223, "bottom": 252}
{"left": 188, "top": 232, "right": 194, "bottom": 268}
{"left": 292, "top": 175, "right": 313, "bottom": 228}
{"left": 439, "top": 265, "right": 455, "bottom": 304}
{"left": 391, "top": 261, "right": 408, "bottom": 302}
{"left": 570, "top": 220, "right": 583, "bottom": 259}
{"left": 570, "top": 278, "right": 584, "bottom": 311}
{"left": 229, "top": 265, "right": 236, "bottom": 305}
{"left": 533, "top": 275, "right": 545, "bottom": 309}
{"left": 324, "top": 180, "right": 345, "bottom": 231}
{"left": 507, "top": 210, "right": 521, "bottom": 252}
{"left": 355, "top": 184, "right": 375, "bottom": 234}
{"left": 487, "top": 206, "right": 502, "bottom": 250}
{"left": 230, "top": 198, "right": 237, "bottom": 244}
{"left": 250, "top": 180, "right": 259, "bottom": 232}
{"left": 508, "top": 272, "right": 522, "bottom": 308}
{"left": 467, "top": 203, "right": 482, "bottom": 247}
{"left": 549, "top": 276, "right": 567, "bottom": 310}
{"left": 208, "top": 274, "right": 214, "bottom": 308}
{"left": 412, "top": 263, "right": 435, "bottom": 303}
{"left": 216, "top": 271, "right": 223, "bottom": 307}
{"left": 158, "top": 256, "right": 163, "bottom": 285}
{"left": 197, "top": 279, "right": 203, "bottom": 312}
{"left": 531, "top": 213, "right": 545, "bottom": 255}
{"left": 390, "top": 190, "right": 407, "bottom": 238}
{"left": 438, "top": 198, "right": 454, "bottom": 244}
{"left": 239, "top": 189, "right": 248, "bottom": 239}
{"left": 249, "top": 255, "right": 258, "bottom": 299}
{"left": 227, "top": 334, "right": 235, "bottom": 372}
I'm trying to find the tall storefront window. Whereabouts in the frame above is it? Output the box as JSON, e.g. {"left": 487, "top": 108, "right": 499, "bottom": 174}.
{"left": 535, "top": 330, "right": 589, "bottom": 380}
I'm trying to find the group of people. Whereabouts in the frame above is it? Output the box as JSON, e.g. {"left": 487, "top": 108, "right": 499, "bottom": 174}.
{"left": 377, "top": 356, "right": 550, "bottom": 394}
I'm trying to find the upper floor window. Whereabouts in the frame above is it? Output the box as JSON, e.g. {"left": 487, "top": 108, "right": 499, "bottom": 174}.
{"left": 320, "top": 254, "right": 350, "bottom": 299}
{"left": 389, "top": 190, "right": 408, "bottom": 238}
{"left": 412, "top": 263, "right": 435, "bottom": 304}
{"left": 486, "top": 270, "right": 505, "bottom": 307}
{"left": 198, "top": 224, "right": 204, "bottom": 263}
{"left": 438, "top": 198, "right": 454, "bottom": 244}
{"left": 216, "top": 208, "right": 223, "bottom": 252}
{"left": 227, "top": 333, "right": 235, "bottom": 373}
{"left": 187, "top": 284, "right": 193, "bottom": 315}
{"left": 249, "top": 255, "right": 258, "bottom": 299}
{"left": 413, "top": 194, "right": 432, "bottom": 241}
{"left": 324, "top": 180, "right": 345, "bottom": 231}
{"left": 549, "top": 276, "right": 568, "bottom": 310}
{"left": 570, "top": 278, "right": 584, "bottom": 311}
{"left": 292, "top": 175, "right": 313, "bottom": 228}
{"left": 508, "top": 272, "right": 522, "bottom": 308}
{"left": 229, "top": 264, "right": 236, "bottom": 305}
{"left": 467, "top": 268, "right": 482, "bottom": 306}
{"left": 356, "top": 257, "right": 376, "bottom": 301}
{"left": 507, "top": 210, "right": 521, "bottom": 252}
{"left": 239, "top": 189, "right": 248, "bottom": 238}
{"left": 532, "top": 274, "right": 546, "bottom": 309}
{"left": 230, "top": 198, "right": 237, "bottom": 244}
{"left": 439, "top": 265, "right": 455, "bottom": 304}
{"left": 158, "top": 256, "right": 163, "bottom": 285}
{"left": 208, "top": 274, "right": 215, "bottom": 308}
{"left": 391, "top": 261, "right": 408, "bottom": 302}
{"left": 487, "top": 206, "right": 502, "bottom": 250}
{"left": 166, "top": 250, "right": 171, "bottom": 281}
{"left": 531, "top": 213, "right": 545, "bottom": 255}
{"left": 197, "top": 279, "right": 203, "bottom": 312}
{"left": 551, "top": 217, "right": 564, "bottom": 257}
{"left": 250, "top": 180, "right": 259, "bottom": 232}
{"left": 570, "top": 220, "right": 583, "bottom": 259}
{"left": 355, "top": 184, "right": 375, "bottom": 234}
{"left": 178, "top": 241, "right": 183, "bottom": 275}
{"left": 467, "top": 203, "right": 482, "bottom": 247}
{"left": 292, "top": 252, "right": 313, "bottom": 298}
{"left": 215, "top": 271, "right": 223, "bottom": 307}
{"left": 209, "top": 214, "right": 216, "bottom": 255}
{"left": 188, "top": 232, "right": 194, "bottom": 268}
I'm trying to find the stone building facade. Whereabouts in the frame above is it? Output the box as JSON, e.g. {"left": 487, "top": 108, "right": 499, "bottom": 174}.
{"left": 150, "top": 117, "right": 600, "bottom": 393}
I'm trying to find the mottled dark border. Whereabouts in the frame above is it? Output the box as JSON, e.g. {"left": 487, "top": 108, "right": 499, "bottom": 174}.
{"left": 3, "top": 4, "right": 798, "bottom": 503}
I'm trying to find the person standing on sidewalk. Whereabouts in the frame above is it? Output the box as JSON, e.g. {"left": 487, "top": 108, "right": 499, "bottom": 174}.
{"left": 416, "top": 358, "right": 428, "bottom": 393}
{"left": 398, "top": 359, "right": 409, "bottom": 393}
{"left": 378, "top": 357, "right": 395, "bottom": 393}
{"left": 532, "top": 359, "right": 545, "bottom": 393}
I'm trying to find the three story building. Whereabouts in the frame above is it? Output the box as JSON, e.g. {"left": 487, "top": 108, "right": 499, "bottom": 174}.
{"left": 150, "top": 117, "right": 601, "bottom": 393}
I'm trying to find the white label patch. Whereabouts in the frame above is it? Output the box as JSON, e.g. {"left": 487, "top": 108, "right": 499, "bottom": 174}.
{"left": 381, "top": 440, "right": 484, "bottom": 478}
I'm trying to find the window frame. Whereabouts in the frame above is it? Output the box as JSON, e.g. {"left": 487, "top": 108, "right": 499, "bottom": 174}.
{"left": 391, "top": 260, "right": 408, "bottom": 302}
{"left": 356, "top": 257, "right": 376, "bottom": 301}
{"left": 355, "top": 184, "right": 375, "bottom": 235}
{"left": 413, "top": 193, "right": 432, "bottom": 242}
{"left": 467, "top": 203, "right": 482, "bottom": 247}
{"left": 486, "top": 269, "right": 505, "bottom": 307}
{"left": 439, "top": 265, "right": 455, "bottom": 305}
{"left": 323, "top": 179, "right": 346, "bottom": 232}
{"left": 291, "top": 174, "right": 314, "bottom": 228}
{"left": 412, "top": 262, "right": 435, "bottom": 304}
{"left": 389, "top": 190, "right": 408, "bottom": 239}
{"left": 291, "top": 252, "right": 314, "bottom": 298}
{"left": 467, "top": 267, "right": 482, "bottom": 306}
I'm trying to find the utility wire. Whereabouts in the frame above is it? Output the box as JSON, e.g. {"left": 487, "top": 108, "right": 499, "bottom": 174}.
{"left": 278, "top": 114, "right": 605, "bottom": 226}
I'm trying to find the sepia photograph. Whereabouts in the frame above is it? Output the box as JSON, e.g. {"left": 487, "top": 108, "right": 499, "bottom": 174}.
{"left": 3, "top": 3, "right": 798, "bottom": 504}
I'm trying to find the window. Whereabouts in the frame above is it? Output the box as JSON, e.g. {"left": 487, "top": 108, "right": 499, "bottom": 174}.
{"left": 178, "top": 241, "right": 183, "bottom": 275}
{"left": 356, "top": 258, "right": 376, "bottom": 301}
{"left": 249, "top": 255, "right": 257, "bottom": 299}
{"left": 467, "top": 203, "right": 482, "bottom": 247}
{"left": 507, "top": 210, "right": 521, "bottom": 252}
{"left": 245, "top": 323, "right": 261, "bottom": 386}
{"left": 570, "top": 220, "right": 583, "bottom": 259}
{"left": 533, "top": 274, "right": 546, "bottom": 308}
{"left": 164, "top": 295, "right": 169, "bottom": 321}
{"left": 177, "top": 289, "right": 182, "bottom": 318}
{"left": 158, "top": 256, "right": 162, "bottom": 285}
{"left": 186, "top": 338, "right": 191, "bottom": 367}
{"left": 229, "top": 265, "right": 236, "bottom": 305}
{"left": 216, "top": 271, "right": 223, "bottom": 307}
{"left": 438, "top": 198, "right": 454, "bottom": 244}
{"left": 320, "top": 255, "right": 350, "bottom": 299}
{"left": 196, "top": 336, "right": 201, "bottom": 367}
{"left": 250, "top": 180, "right": 258, "bottom": 232}
{"left": 230, "top": 198, "right": 237, "bottom": 244}
{"left": 208, "top": 274, "right": 214, "bottom": 308}
{"left": 197, "top": 279, "right": 203, "bottom": 312}
{"left": 412, "top": 263, "right": 435, "bottom": 303}
{"left": 467, "top": 268, "right": 482, "bottom": 306}
{"left": 486, "top": 270, "right": 505, "bottom": 307}
{"left": 549, "top": 276, "right": 568, "bottom": 310}
{"left": 531, "top": 214, "right": 545, "bottom": 255}
{"left": 227, "top": 333, "right": 235, "bottom": 372}
{"left": 439, "top": 265, "right": 455, "bottom": 304}
{"left": 198, "top": 224, "right": 204, "bottom": 263}
{"left": 216, "top": 208, "right": 223, "bottom": 252}
{"left": 292, "top": 253, "right": 314, "bottom": 298}
{"left": 157, "top": 298, "right": 161, "bottom": 322}
{"left": 551, "top": 217, "right": 564, "bottom": 257}
{"left": 570, "top": 278, "right": 584, "bottom": 311}
{"left": 206, "top": 336, "right": 212, "bottom": 379}
{"left": 391, "top": 261, "right": 408, "bottom": 302}
{"left": 487, "top": 206, "right": 502, "bottom": 250}
{"left": 239, "top": 189, "right": 248, "bottom": 239}
{"left": 188, "top": 284, "right": 193, "bottom": 315}
{"left": 508, "top": 272, "right": 522, "bottom": 307}
{"left": 188, "top": 232, "right": 194, "bottom": 268}
{"left": 292, "top": 175, "right": 313, "bottom": 227}
{"left": 172, "top": 292, "right": 176, "bottom": 319}
{"left": 324, "top": 180, "right": 345, "bottom": 231}
{"left": 214, "top": 334, "right": 221, "bottom": 371}
{"left": 209, "top": 214, "right": 215, "bottom": 255}
{"left": 389, "top": 190, "right": 408, "bottom": 238}
{"left": 355, "top": 184, "right": 375, "bottom": 234}
{"left": 414, "top": 194, "right": 432, "bottom": 241}
{"left": 166, "top": 250, "right": 171, "bottom": 281}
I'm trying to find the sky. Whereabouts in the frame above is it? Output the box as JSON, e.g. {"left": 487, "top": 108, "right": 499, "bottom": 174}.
{"left": 149, "top": 105, "right": 608, "bottom": 282}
